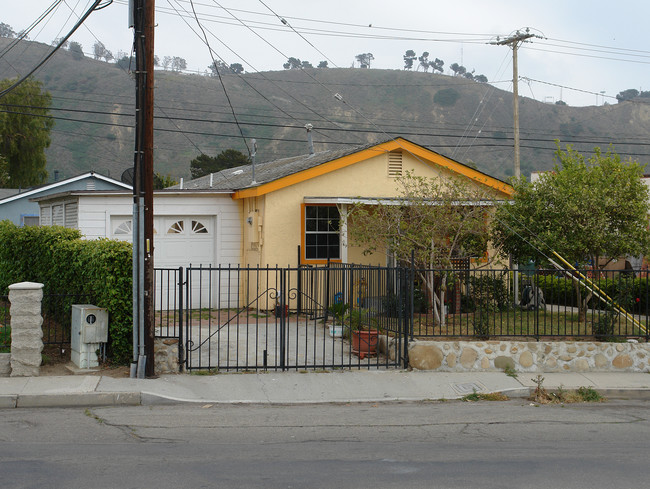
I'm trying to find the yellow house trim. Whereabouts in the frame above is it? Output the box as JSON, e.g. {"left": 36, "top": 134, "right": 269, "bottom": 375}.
{"left": 232, "top": 138, "right": 513, "bottom": 200}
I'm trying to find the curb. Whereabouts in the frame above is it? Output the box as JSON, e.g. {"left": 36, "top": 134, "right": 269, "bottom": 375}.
{"left": 10, "top": 392, "right": 141, "bottom": 408}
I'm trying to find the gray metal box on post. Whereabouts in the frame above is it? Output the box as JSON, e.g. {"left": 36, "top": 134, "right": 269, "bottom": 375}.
{"left": 71, "top": 305, "right": 108, "bottom": 369}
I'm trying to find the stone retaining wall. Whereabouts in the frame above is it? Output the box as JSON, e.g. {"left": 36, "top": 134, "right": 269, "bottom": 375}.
{"left": 405, "top": 339, "right": 650, "bottom": 373}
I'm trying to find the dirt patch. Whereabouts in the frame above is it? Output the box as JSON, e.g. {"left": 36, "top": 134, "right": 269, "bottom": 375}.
{"left": 39, "top": 345, "right": 130, "bottom": 377}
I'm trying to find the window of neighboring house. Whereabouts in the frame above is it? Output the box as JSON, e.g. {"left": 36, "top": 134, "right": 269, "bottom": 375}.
{"left": 304, "top": 205, "right": 340, "bottom": 260}
{"left": 21, "top": 215, "right": 39, "bottom": 227}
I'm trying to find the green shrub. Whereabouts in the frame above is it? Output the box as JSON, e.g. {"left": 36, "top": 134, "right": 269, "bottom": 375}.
{"left": 0, "top": 222, "right": 133, "bottom": 364}
{"left": 433, "top": 88, "right": 459, "bottom": 106}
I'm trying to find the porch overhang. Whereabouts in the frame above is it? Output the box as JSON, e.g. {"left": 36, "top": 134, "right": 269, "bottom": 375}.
{"left": 303, "top": 197, "right": 505, "bottom": 206}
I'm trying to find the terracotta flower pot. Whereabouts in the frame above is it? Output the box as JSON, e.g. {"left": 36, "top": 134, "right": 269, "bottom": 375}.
{"left": 351, "top": 329, "right": 379, "bottom": 359}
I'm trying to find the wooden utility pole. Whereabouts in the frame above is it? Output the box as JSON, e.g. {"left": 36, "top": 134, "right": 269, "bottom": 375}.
{"left": 132, "top": 0, "right": 155, "bottom": 377}
{"left": 491, "top": 29, "right": 537, "bottom": 178}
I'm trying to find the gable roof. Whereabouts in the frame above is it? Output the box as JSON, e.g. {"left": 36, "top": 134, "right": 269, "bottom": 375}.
{"left": 0, "top": 171, "right": 132, "bottom": 205}
{"left": 172, "top": 138, "right": 513, "bottom": 198}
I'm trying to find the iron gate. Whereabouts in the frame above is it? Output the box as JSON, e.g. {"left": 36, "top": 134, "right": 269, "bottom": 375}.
{"left": 176, "top": 265, "right": 410, "bottom": 372}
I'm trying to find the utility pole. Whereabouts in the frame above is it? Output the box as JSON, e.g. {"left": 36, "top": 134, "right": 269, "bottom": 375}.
{"left": 131, "top": 0, "right": 155, "bottom": 378}
{"left": 491, "top": 29, "right": 538, "bottom": 178}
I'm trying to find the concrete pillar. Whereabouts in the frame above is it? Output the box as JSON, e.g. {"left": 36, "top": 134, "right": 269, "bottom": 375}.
{"left": 8, "top": 282, "right": 44, "bottom": 377}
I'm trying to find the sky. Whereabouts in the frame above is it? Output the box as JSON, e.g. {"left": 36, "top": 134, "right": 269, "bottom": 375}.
{"left": 2, "top": 0, "right": 649, "bottom": 107}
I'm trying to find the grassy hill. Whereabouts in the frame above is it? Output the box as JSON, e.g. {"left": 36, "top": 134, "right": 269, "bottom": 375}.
{"left": 2, "top": 38, "right": 650, "bottom": 183}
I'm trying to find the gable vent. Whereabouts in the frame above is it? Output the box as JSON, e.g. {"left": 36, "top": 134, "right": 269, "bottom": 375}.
{"left": 388, "top": 152, "right": 403, "bottom": 177}
{"left": 86, "top": 180, "right": 96, "bottom": 190}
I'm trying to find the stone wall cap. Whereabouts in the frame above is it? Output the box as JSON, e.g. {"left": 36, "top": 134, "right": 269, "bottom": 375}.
{"left": 8, "top": 282, "right": 44, "bottom": 290}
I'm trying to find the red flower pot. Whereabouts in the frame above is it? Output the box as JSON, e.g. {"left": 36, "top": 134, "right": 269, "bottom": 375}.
{"left": 351, "top": 329, "right": 379, "bottom": 359}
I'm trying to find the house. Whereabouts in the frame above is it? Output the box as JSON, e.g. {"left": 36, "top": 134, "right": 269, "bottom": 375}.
{"left": 34, "top": 138, "right": 513, "bottom": 270}
{"left": 0, "top": 172, "right": 131, "bottom": 227}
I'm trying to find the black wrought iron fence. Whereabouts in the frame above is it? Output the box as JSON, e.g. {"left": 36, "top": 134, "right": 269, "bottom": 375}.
{"left": 410, "top": 267, "right": 650, "bottom": 340}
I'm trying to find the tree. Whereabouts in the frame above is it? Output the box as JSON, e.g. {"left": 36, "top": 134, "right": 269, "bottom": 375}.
{"left": 616, "top": 88, "right": 639, "bottom": 102}
{"left": 229, "top": 63, "right": 244, "bottom": 74}
{"left": 153, "top": 55, "right": 160, "bottom": 67}
{"left": 283, "top": 57, "right": 302, "bottom": 69}
{"left": 474, "top": 74, "right": 488, "bottom": 83}
{"left": 347, "top": 171, "right": 491, "bottom": 325}
{"left": 102, "top": 50, "right": 114, "bottom": 63}
{"left": 491, "top": 144, "right": 650, "bottom": 320}
{"left": 115, "top": 55, "right": 133, "bottom": 70}
{"left": 403, "top": 50, "right": 416, "bottom": 70}
{"left": 162, "top": 55, "right": 172, "bottom": 70}
{"left": 190, "top": 149, "right": 250, "bottom": 179}
{"left": 68, "top": 41, "right": 84, "bottom": 60}
{"left": 0, "top": 23, "right": 16, "bottom": 38}
{"left": 301, "top": 60, "right": 313, "bottom": 69}
{"left": 417, "top": 52, "right": 430, "bottom": 72}
{"left": 317, "top": 61, "right": 329, "bottom": 68}
{"left": 153, "top": 173, "right": 178, "bottom": 189}
{"left": 52, "top": 37, "right": 69, "bottom": 49}
{"left": 0, "top": 155, "right": 9, "bottom": 186}
{"left": 0, "top": 78, "right": 54, "bottom": 187}
{"left": 355, "top": 53, "right": 374, "bottom": 68}
{"left": 449, "top": 63, "right": 466, "bottom": 76}
{"left": 171, "top": 57, "right": 187, "bottom": 72}
{"left": 92, "top": 41, "right": 107, "bottom": 60}
{"left": 430, "top": 58, "right": 444, "bottom": 74}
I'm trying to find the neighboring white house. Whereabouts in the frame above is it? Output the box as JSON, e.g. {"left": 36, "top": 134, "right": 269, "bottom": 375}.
{"left": 33, "top": 189, "right": 241, "bottom": 269}
{"left": 0, "top": 172, "right": 131, "bottom": 227}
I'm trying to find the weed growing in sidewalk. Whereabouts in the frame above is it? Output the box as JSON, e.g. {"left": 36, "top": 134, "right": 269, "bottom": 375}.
{"left": 462, "top": 389, "right": 509, "bottom": 402}
{"left": 529, "top": 375, "right": 605, "bottom": 404}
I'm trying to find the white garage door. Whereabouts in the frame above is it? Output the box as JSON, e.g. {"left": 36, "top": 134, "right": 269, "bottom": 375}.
{"left": 110, "top": 215, "right": 216, "bottom": 267}
{"left": 153, "top": 216, "right": 215, "bottom": 268}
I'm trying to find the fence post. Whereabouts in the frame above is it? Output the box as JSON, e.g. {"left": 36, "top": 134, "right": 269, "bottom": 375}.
{"left": 8, "top": 282, "right": 44, "bottom": 377}
{"left": 178, "top": 266, "right": 184, "bottom": 372}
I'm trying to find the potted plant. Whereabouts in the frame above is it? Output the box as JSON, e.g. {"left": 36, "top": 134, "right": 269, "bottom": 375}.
{"left": 347, "top": 309, "right": 380, "bottom": 359}
{"left": 328, "top": 302, "right": 349, "bottom": 337}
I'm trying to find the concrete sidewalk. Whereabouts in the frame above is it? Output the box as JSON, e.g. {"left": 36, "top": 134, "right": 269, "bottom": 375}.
{"left": 1, "top": 370, "right": 650, "bottom": 408}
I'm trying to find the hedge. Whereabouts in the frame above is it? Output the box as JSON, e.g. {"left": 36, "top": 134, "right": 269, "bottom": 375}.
{"left": 534, "top": 273, "right": 648, "bottom": 313}
{"left": 0, "top": 221, "right": 133, "bottom": 364}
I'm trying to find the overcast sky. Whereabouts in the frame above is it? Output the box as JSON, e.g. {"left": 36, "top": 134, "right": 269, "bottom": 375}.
{"left": 3, "top": 0, "right": 649, "bottom": 107}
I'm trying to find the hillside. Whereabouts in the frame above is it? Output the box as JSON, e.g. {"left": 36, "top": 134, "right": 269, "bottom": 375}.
{"left": 2, "top": 38, "right": 650, "bottom": 183}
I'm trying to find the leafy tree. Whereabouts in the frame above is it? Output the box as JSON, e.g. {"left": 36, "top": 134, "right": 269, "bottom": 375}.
{"left": 162, "top": 55, "right": 172, "bottom": 70}
{"left": 229, "top": 63, "right": 244, "bottom": 74}
{"left": 153, "top": 55, "right": 160, "bottom": 67}
{"left": 0, "top": 78, "right": 54, "bottom": 187}
{"left": 463, "top": 70, "right": 475, "bottom": 80}
{"left": 92, "top": 41, "right": 107, "bottom": 60}
{"left": 449, "top": 63, "right": 466, "bottom": 76}
{"left": 0, "top": 155, "right": 9, "bottom": 186}
{"left": 103, "top": 50, "right": 114, "bottom": 63}
{"left": 491, "top": 144, "right": 650, "bottom": 320}
{"left": 283, "top": 57, "right": 302, "bottom": 69}
{"left": 301, "top": 60, "right": 313, "bottom": 69}
{"left": 171, "top": 56, "right": 187, "bottom": 72}
{"left": 430, "top": 57, "right": 444, "bottom": 74}
{"left": 355, "top": 53, "right": 374, "bottom": 68}
{"left": 555, "top": 100, "right": 567, "bottom": 106}
{"left": 115, "top": 55, "right": 133, "bottom": 70}
{"left": 433, "top": 88, "right": 460, "bottom": 106}
{"left": 418, "top": 52, "right": 430, "bottom": 71}
{"left": 474, "top": 74, "right": 488, "bottom": 83}
{"left": 153, "top": 173, "right": 178, "bottom": 189}
{"left": 616, "top": 88, "right": 639, "bottom": 102}
{"left": 190, "top": 149, "right": 250, "bottom": 179}
{"left": 68, "top": 41, "right": 84, "bottom": 60}
{"left": 208, "top": 59, "right": 229, "bottom": 76}
{"left": 347, "top": 171, "right": 491, "bottom": 326}
{"left": 403, "top": 50, "right": 416, "bottom": 70}
{"left": 51, "top": 37, "right": 69, "bottom": 49}
{"left": 317, "top": 61, "right": 329, "bottom": 68}
{"left": 0, "top": 23, "right": 16, "bottom": 38}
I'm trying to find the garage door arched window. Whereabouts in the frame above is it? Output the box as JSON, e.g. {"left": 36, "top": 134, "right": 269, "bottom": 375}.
{"left": 304, "top": 205, "right": 340, "bottom": 261}
{"left": 113, "top": 219, "right": 132, "bottom": 235}
{"left": 167, "top": 220, "right": 184, "bottom": 234}
{"left": 192, "top": 220, "right": 208, "bottom": 234}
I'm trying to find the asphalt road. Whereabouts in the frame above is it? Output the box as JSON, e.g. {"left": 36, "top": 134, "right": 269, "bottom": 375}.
{"left": 1, "top": 399, "right": 648, "bottom": 488}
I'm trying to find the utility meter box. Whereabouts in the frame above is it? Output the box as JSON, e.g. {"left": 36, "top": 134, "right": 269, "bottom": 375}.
{"left": 71, "top": 304, "right": 109, "bottom": 369}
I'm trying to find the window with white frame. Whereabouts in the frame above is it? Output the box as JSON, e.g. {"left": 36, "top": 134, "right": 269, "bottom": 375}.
{"left": 305, "top": 205, "right": 340, "bottom": 260}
